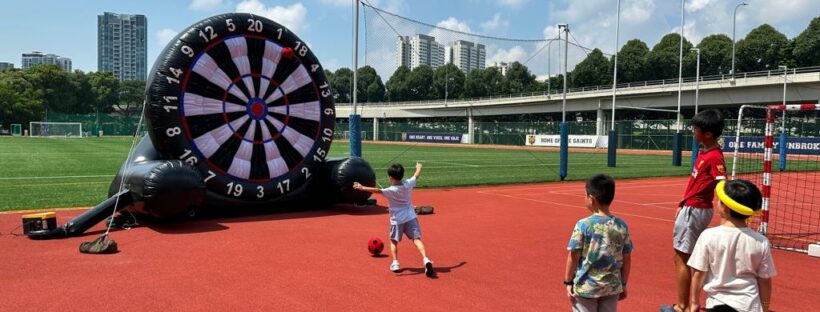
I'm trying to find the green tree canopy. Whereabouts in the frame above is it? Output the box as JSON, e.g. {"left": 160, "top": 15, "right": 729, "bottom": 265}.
{"left": 647, "top": 33, "right": 693, "bottom": 80}
{"left": 571, "top": 49, "right": 611, "bottom": 87}
{"left": 792, "top": 16, "right": 820, "bottom": 67}
{"left": 331, "top": 67, "right": 352, "bottom": 103}
{"left": 696, "top": 34, "right": 733, "bottom": 75}
{"left": 504, "top": 62, "right": 537, "bottom": 93}
{"left": 386, "top": 65, "right": 411, "bottom": 101}
{"left": 355, "top": 65, "right": 384, "bottom": 102}
{"left": 615, "top": 39, "right": 649, "bottom": 83}
{"left": 406, "top": 65, "right": 434, "bottom": 100}
{"left": 736, "top": 24, "right": 790, "bottom": 72}
{"left": 432, "top": 63, "right": 465, "bottom": 100}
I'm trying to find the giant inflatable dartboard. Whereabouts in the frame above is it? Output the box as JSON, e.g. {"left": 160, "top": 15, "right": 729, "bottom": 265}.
{"left": 146, "top": 13, "right": 335, "bottom": 203}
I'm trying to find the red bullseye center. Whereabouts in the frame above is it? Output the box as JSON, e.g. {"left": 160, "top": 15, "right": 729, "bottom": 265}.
{"left": 251, "top": 102, "right": 265, "bottom": 117}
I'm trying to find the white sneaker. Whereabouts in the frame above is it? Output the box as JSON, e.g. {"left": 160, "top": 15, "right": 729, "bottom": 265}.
{"left": 390, "top": 260, "right": 400, "bottom": 273}
{"left": 423, "top": 257, "right": 435, "bottom": 277}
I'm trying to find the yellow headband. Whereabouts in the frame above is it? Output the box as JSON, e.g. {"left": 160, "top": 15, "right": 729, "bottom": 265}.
{"left": 715, "top": 180, "right": 760, "bottom": 216}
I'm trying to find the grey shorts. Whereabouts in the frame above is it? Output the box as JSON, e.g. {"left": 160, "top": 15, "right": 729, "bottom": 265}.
{"left": 572, "top": 294, "right": 618, "bottom": 312}
{"left": 673, "top": 206, "right": 713, "bottom": 254}
{"left": 390, "top": 218, "right": 421, "bottom": 242}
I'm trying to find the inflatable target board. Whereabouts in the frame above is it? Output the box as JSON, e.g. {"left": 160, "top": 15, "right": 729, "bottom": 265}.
{"left": 26, "top": 14, "right": 375, "bottom": 240}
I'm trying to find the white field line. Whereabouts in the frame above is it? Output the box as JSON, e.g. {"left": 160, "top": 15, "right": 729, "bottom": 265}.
{"left": 476, "top": 191, "right": 674, "bottom": 223}
{"left": 0, "top": 174, "right": 114, "bottom": 180}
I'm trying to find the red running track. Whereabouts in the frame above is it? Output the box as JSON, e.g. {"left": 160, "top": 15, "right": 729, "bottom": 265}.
{"left": 0, "top": 176, "right": 817, "bottom": 311}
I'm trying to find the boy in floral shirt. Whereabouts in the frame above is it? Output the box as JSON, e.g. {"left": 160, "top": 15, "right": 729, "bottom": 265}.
{"left": 564, "top": 174, "right": 633, "bottom": 312}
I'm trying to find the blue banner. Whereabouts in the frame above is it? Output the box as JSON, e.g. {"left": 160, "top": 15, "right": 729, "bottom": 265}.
{"left": 401, "top": 132, "right": 463, "bottom": 144}
{"left": 724, "top": 136, "right": 820, "bottom": 155}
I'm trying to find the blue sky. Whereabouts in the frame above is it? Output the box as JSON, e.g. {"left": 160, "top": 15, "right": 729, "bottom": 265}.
{"left": 0, "top": 0, "right": 817, "bottom": 79}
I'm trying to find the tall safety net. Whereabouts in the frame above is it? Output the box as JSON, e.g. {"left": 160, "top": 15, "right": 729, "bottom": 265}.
{"left": 730, "top": 104, "right": 819, "bottom": 252}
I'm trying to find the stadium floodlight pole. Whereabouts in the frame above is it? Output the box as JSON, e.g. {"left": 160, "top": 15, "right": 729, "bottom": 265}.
{"left": 445, "top": 66, "right": 449, "bottom": 107}
{"left": 779, "top": 65, "right": 788, "bottom": 171}
{"left": 731, "top": 2, "right": 748, "bottom": 77}
{"left": 559, "top": 24, "right": 568, "bottom": 123}
{"left": 349, "top": 0, "right": 362, "bottom": 157}
{"left": 690, "top": 47, "right": 701, "bottom": 168}
{"left": 608, "top": 0, "right": 621, "bottom": 168}
{"left": 673, "top": 0, "right": 685, "bottom": 166}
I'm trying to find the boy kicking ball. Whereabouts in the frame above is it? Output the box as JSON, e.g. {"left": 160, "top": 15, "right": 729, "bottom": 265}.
{"left": 354, "top": 162, "right": 436, "bottom": 278}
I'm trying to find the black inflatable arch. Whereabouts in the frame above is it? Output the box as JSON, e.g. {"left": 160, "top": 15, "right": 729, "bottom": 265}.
{"left": 146, "top": 13, "right": 335, "bottom": 203}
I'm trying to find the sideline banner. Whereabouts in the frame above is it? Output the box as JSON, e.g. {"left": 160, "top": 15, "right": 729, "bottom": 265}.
{"left": 525, "top": 135, "right": 608, "bottom": 148}
{"left": 724, "top": 136, "right": 820, "bottom": 155}
{"left": 401, "top": 132, "right": 464, "bottom": 144}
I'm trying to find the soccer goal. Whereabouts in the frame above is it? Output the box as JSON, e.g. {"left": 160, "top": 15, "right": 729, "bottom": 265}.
{"left": 29, "top": 122, "right": 83, "bottom": 138}
{"left": 730, "top": 104, "right": 819, "bottom": 252}
{"left": 11, "top": 124, "right": 22, "bottom": 136}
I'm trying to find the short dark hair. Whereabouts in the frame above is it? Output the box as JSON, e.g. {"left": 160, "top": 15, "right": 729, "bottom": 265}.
{"left": 586, "top": 174, "right": 615, "bottom": 205}
{"left": 692, "top": 109, "right": 725, "bottom": 139}
{"left": 722, "top": 179, "right": 763, "bottom": 220}
{"left": 387, "top": 164, "right": 404, "bottom": 180}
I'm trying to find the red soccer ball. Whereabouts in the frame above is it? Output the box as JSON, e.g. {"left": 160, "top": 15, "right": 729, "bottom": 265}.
{"left": 281, "top": 47, "right": 295, "bottom": 59}
{"left": 368, "top": 237, "right": 384, "bottom": 256}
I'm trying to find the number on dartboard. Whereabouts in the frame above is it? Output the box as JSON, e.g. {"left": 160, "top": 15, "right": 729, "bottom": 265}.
{"left": 169, "top": 67, "right": 183, "bottom": 78}
{"left": 276, "top": 28, "right": 283, "bottom": 40}
{"left": 277, "top": 180, "right": 290, "bottom": 193}
{"left": 163, "top": 105, "right": 178, "bottom": 113}
{"left": 166, "top": 127, "right": 181, "bottom": 137}
{"left": 198, "top": 26, "right": 217, "bottom": 42}
{"left": 166, "top": 76, "right": 180, "bottom": 85}
{"left": 294, "top": 41, "right": 308, "bottom": 57}
{"left": 256, "top": 186, "right": 264, "bottom": 198}
{"left": 179, "top": 149, "right": 197, "bottom": 165}
{"left": 204, "top": 170, "right": 216, "bottom": 182}
{"left": 162, "top": 96, "right": 178, "bottom": 103}
{"left": 181, "top": 45, "right": 195, "bottom": 58}
{"left": 323, "top": 128, "right": 333, "bottom": 137}
{"left": 319, "top": 82, "right": 331, "bottom": 98}
{"left": 324, "top": 108, "right": 334, "bottom": 116}
{"left": 247, "top": 19, "right": 263, "bottom": 32}
{"left": 302, "top": 167, "right": 311, "bottom": 179}
{"left": 311, "top": 64, "right": 320, "bottom": 73}
{"left": 226, "top": 182, "right": 243, "bottom": 197}
{"left": 226, "top": 19, "right": 236, "bottom": 31}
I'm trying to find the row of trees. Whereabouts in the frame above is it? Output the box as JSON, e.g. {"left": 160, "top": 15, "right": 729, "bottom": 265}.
{"left": 326, "top": 18, "right": 820, "bottom": 103}
{"left": 0, "top": 66, "right": 144, "bottom": 129}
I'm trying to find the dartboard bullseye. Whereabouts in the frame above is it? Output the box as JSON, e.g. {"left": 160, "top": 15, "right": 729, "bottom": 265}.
{"left": 145, "top": 13, "right": 335, "bottom": 202}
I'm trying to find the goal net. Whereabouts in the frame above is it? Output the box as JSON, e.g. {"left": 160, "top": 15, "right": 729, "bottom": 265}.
{"left": 29, "top": 122, "right": 83, "bottom": 138}
{"left": 730, "top": 104, "right": 819, "bottom": 252}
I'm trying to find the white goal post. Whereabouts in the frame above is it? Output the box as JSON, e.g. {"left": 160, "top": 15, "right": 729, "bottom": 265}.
{"left": 29, "top": 122, "right": 83, "bottom": 138}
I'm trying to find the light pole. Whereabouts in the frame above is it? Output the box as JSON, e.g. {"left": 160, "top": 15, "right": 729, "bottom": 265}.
{"left": 445, "top": 65, "right": 449, "bottom": 106}
{"left": 690, "top": 47, "right": 701, "bottom": 167}
{"left": 673, "top": 0, "right": 685, "bottom": 166}
{"left": 778, "top": 65, "right": 788, "bottom": 171}
{"left": 731, "top": 2, "right": 748, "bottom": 77}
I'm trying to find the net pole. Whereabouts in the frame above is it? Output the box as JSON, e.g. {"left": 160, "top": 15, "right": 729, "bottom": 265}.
{"left": 778, "top": 67, "right": 788, "bottom": 171}
{"left": 349, "top": 0, "right": 362, "bottom": 157}
{"left": 672, "top": 0, "right": 684, "bottom": 167}
{"left": 760, "top": 108, "right": 775, "bottom": 235}
{"left": 559, "top": 24, "right": 569, "bottom": 181}
{"left": 608, "top": 0, "right": 620, "bottom": 168}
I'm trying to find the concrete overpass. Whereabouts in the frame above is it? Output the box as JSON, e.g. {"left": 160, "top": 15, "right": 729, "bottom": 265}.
{"left": 335, "top": 67, "right": 820, "bottom": 141}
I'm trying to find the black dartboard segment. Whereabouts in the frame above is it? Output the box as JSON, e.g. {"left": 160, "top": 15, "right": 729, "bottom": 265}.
{"left": 145, "top": 13, "right": 335, "bottom": 202}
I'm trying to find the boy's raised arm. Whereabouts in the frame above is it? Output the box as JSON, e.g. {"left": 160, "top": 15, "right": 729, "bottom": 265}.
{"left": 413, "top": 162, "right": 422, "bottom": 179}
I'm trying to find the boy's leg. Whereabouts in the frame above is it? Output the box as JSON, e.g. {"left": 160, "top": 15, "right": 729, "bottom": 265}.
{"left": 673, "top": 250, "right": 691, "bottom": 310}
{"left": 390, "top": 240, "right": 399, "bottom": 260}
{"left": 598, "top": 294, "right": 619, "bottom": 312}
{"left": 412, "top": 239, "right": 428, "bottom": 258}
{"left": 571, "top": 296, "right": 597, "bottom": 312}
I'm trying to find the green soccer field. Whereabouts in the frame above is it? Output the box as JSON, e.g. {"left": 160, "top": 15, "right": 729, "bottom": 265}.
{"left": 0, "top": 136, "right": 698, "bottom": 211}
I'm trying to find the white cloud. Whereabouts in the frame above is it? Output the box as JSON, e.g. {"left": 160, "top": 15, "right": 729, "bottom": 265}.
{"left": 428, "top": 17, "right": 473, "bottom": 42}
{"left": 437, "top": 17, "right": 472, "bottom": 33}
{"left": 365, "top": 0, "right": 407, "bottom": 14}
{"left": 319, "top": 0, "right": 350, "bottom": 6}
{"left": 481, "top": 13, "right": 510, "bottom": 31}
{"left": 236, "top": 1, "right": 309, "bottom": 33}
{"left": 488, "top": 45, "right": 527, "bottom": 64}
{"left": 498, "top": 0, "right": 528, "bottom": 8}
{"left": 686, "top": 0, "right": 713, "bottom": 12}
{"left": 156, "top": 28, "right": 178, "bottom": 49}
{"left": 189, "top": 0, "right": 225, "bottom": 11}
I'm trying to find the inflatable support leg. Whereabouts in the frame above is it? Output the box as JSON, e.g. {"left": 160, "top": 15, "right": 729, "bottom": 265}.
{"left": 26, "top": 189, "right": 133, "bottom": 240}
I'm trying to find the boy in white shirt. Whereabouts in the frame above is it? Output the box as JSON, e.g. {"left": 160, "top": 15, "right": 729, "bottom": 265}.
{"left": 687, "top": 179, "right": 777, "bottom": 312}
{"left": 354, "top": 162, "right": 435, "bottom": 277}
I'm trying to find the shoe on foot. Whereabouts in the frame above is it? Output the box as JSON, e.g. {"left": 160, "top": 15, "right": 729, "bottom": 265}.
{"left": 423, "top": 257, "right": 435, "bottom": 277}
{"left": 390, "top": 260, "right": 400, "bottom": 273}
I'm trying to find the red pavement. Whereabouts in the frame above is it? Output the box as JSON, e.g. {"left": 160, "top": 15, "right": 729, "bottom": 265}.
{"left": 0, "top": 176, "right": 817, "bottom": 311}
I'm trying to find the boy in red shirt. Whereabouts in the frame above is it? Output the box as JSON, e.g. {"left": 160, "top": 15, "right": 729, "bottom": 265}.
{"left": 669, "top": 109, "right": 726, "bottom": 312}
